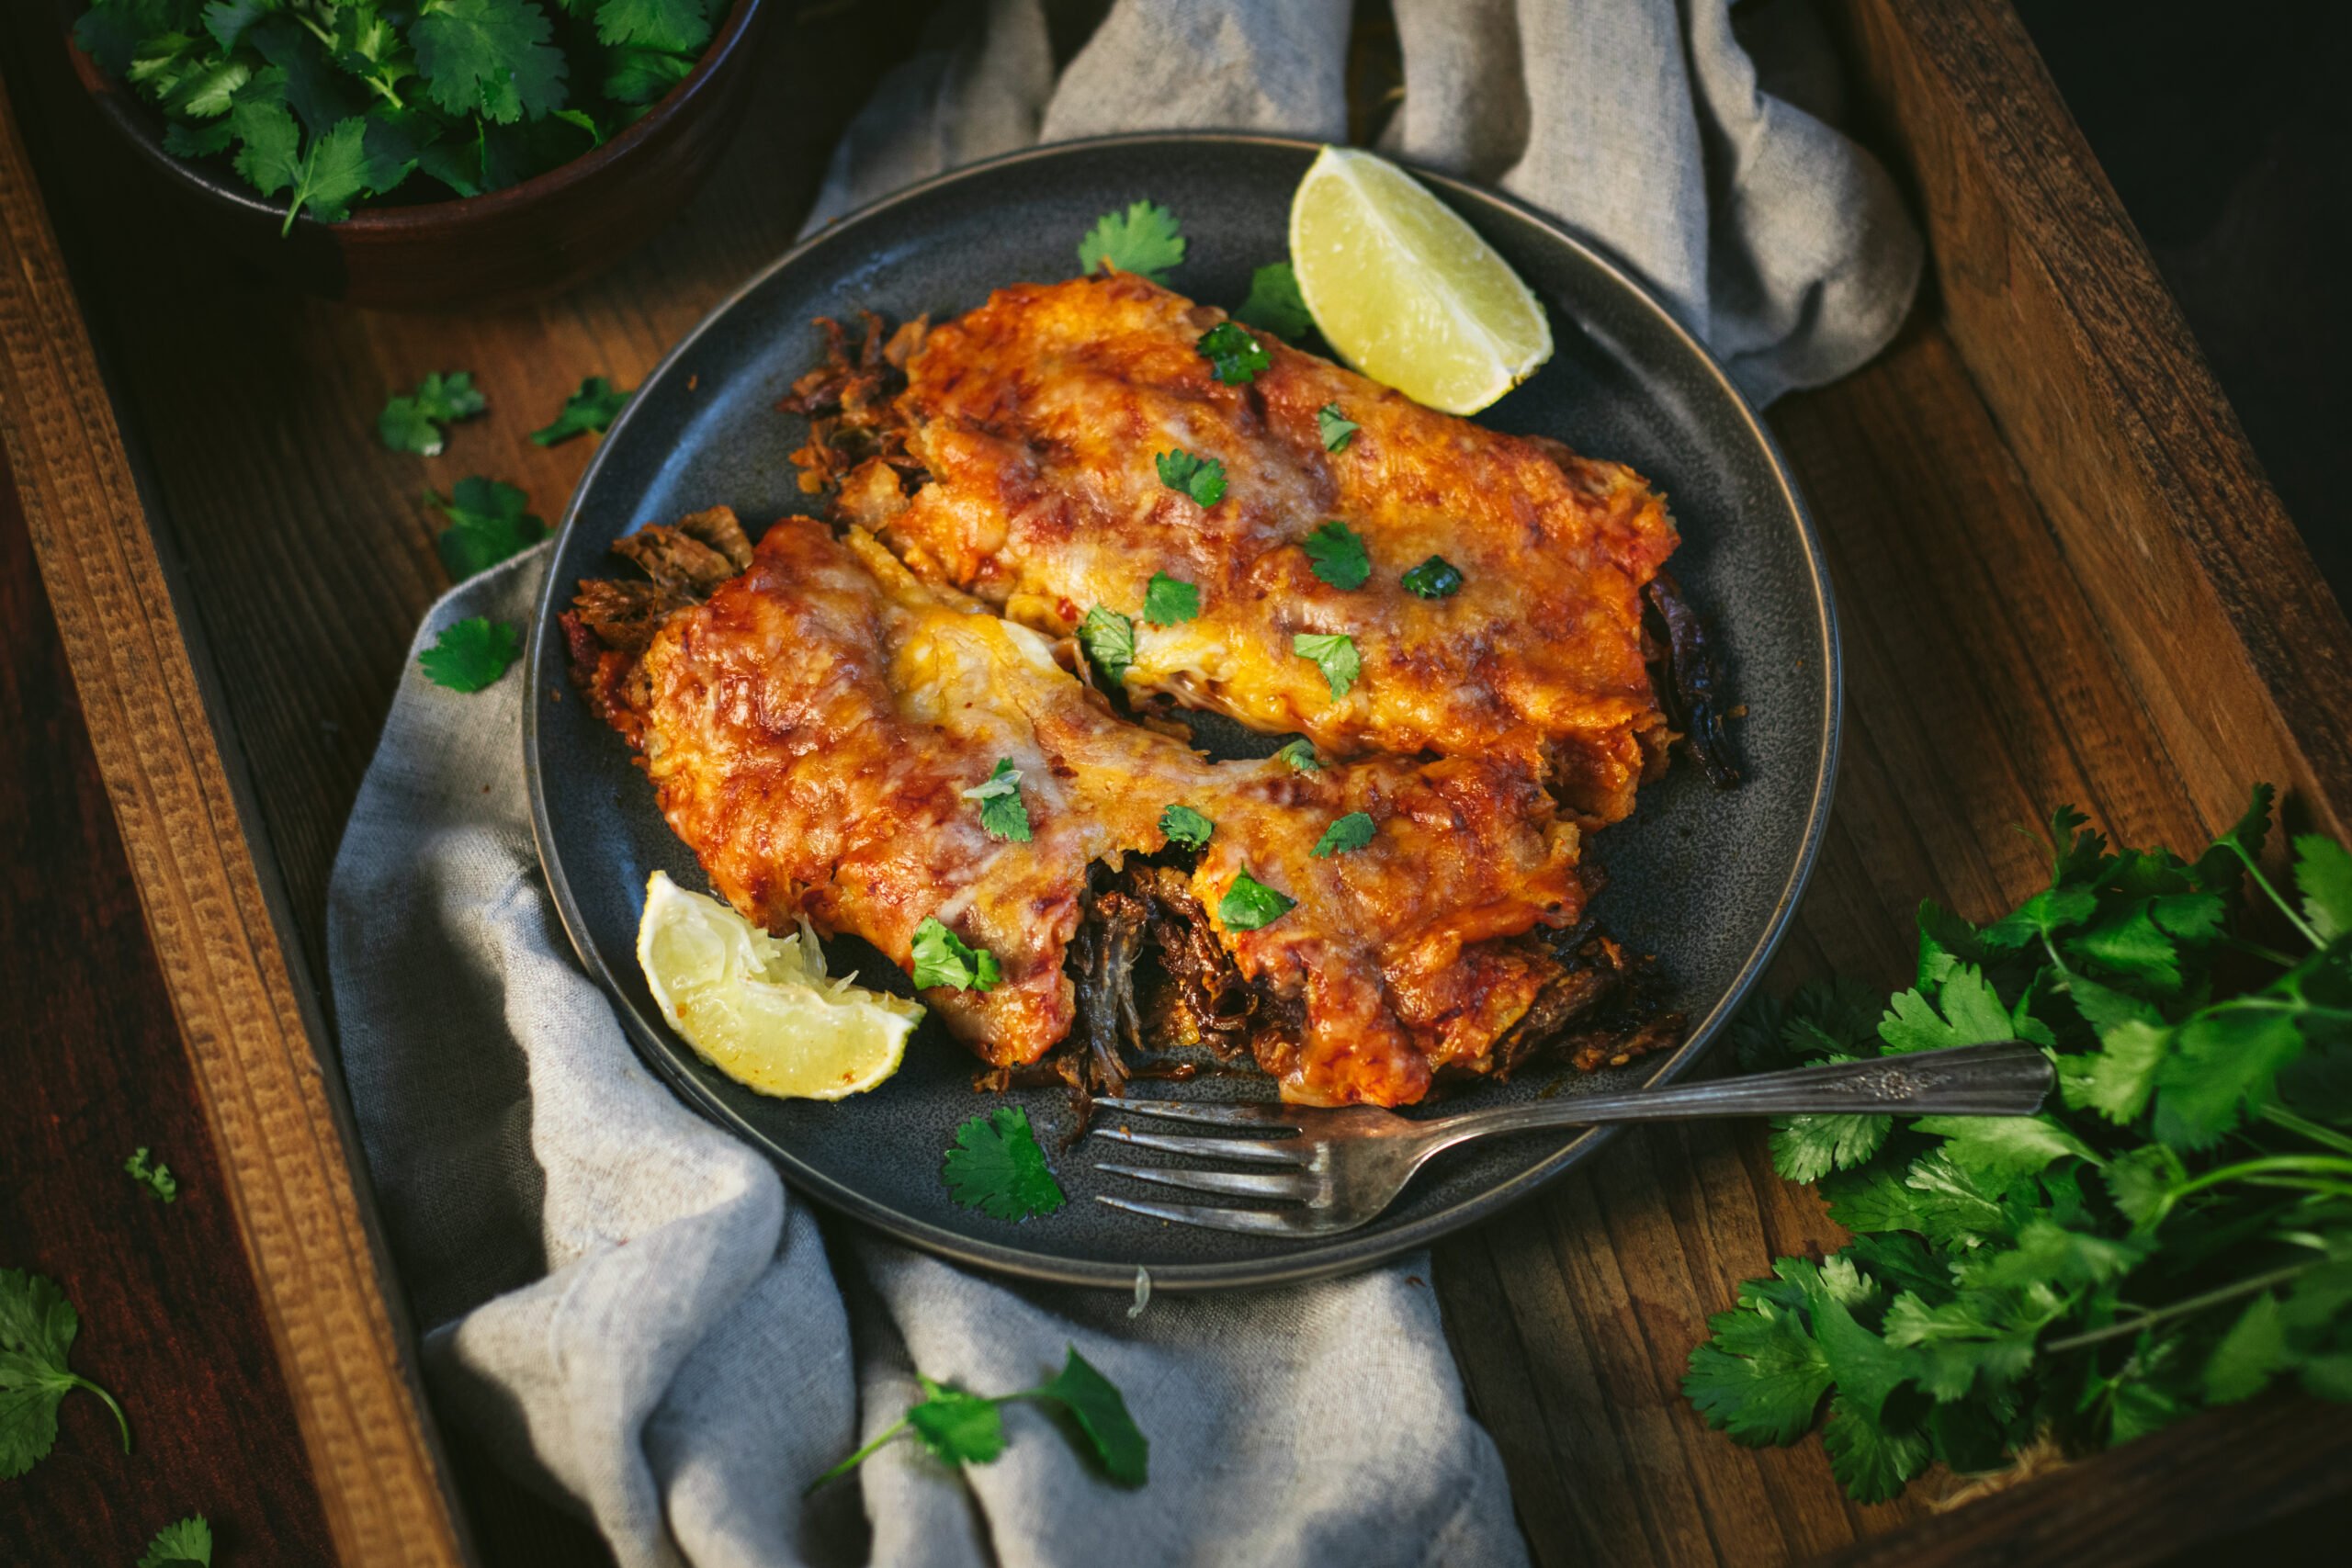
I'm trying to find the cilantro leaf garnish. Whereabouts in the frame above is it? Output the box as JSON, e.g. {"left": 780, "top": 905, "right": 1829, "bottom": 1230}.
{"left": 1195, "top": 321, "right": 1270, "bottom": 386}
{"left": 1154, "top": 449, "right": 1226, "bottom": 508}
{"left": 427, "top": 476, "right": 548, "bottom": 580}
{"left": 1142, "top": 571, "right": 1200, "bottom": 625}
{"left": 942, "top": 1105, "right": 1062, "bottom": 1220}
{"left": 379, "top": 370, "right": 487, "bottom": 456}
{"left": 1273, "top": 739, "right": 1322, "bottom": 773}
{"left": 1682, "top": 785, "right": 2352, "bottom": 1504}
{"left": 411, "top": 0, "right": 568, "bottom": 125}
{"left": 1159, "top": 804, "right": 1214, "bottom": 850}
{"left": 595, "top": 0, "right": 715, "bottom": 53}
{"left": 1079, "top": 605, "right": 1136, "bottom": 686}
{"left": 124, "top": 1147, "right": 179, "bottom": 1203}
{"left": 139, "top": 1516, "right": 213, "bottom": 1567}
{"left": 416, "top": 616, "right": 521, "bottom": 692}
{"left": 961, "top": 758, "right": 1032, "bottom": 842}
{"left": 1218, "top": 869, "right": 1295, "bottom": 931}
{"left": 1302, "top": 521, "right": 1371, "bottom": 590}
{"left": 809, "top": 1343, "right": 1146, "bottom": 1491}
{"left": 1310, "top": 811, "right": 1374, "bottom": 859}
{"left": 531, "top": 376, "right": 631, "bottom": 446}
{"left": 1236, "top": 260, "right": 1312, "bottom": 343}
{"left": 1078, "top": 199, "right": 1184, "bottom": 282}
{"left": 0, "top": 1269, "right": 130, "bottom": 1478}
{"left": 1292, "top": 631, "right": 1360, "bottom": 698}
{"left": 1401, "top": 555, "right": 1464, "bottom": 599}
{"left": 1317, "top": 402, "right": 1360, "bottom": 452}
{"left": 911, "top": 917, "right": 1001, "bottom": 992}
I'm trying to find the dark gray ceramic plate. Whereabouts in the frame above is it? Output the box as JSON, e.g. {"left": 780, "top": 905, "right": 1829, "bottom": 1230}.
{"left": 526, "top": 132, "right": 1839, "bottom": 1291}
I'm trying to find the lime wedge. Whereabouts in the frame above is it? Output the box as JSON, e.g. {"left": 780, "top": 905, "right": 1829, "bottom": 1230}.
{"left": 1288, "top": 145, "right": 1554, "bottom": 414}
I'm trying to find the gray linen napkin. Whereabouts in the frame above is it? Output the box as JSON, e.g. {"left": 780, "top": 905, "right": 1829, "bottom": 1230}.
{"left": 330, "top": 6, "right": 1921, "bottom": 1564}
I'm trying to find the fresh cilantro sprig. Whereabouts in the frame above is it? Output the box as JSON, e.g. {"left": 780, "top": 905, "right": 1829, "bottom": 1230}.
{"left": 1154, "top": 449, "right": 1226, "bottom": 508}
{"left": 1317, "top": 403, "right": 1359, "bottom": 452}
{"left": 942, "top": 1105, "right": 1062, "bottom": 1220}
{"left": 961, "top": 758, "right": 1032, "bottom": 843}
{"left": 532, "top": 376, "right": 631, "bottom": 446}
{"left": 808, "top": 1344, "right": 1146, "bottom": 1490}
{"left": 1219, "top": 869, "right": 1295, "bottom": 932}
{"left": 1401, "top": 555, "right": 1464, "bottom": 599}
{"left": 1159, "top": 804, "right": 1214, "bottom": 850}
{"left": 1684, "top": 786, "right": 2352, "bottom": 1502}
{"left": 1, "top": 1269, "right": 130, "bottom": 1478}
{"left": 428, "top": 476, "right": 548, "bottom": 579}
{"left": 379, "top": 371, "right": 486, "bottom": 456}
{"left": 139, "top": 1516, "right": 213, "bottom": 1567}
{"left": 124, "top": 1147, "right": 179, "bottom": 1203}
{"left": 911, "top": 918, "right": 1001, "bottom": 993}
{"left": 1195, "top": 322, "right": 1270, "bottom": 386}
{"left": 1302, "top": 521, "right": 1370, "bottom": 591}
{"left": 1311, "top": 811, "right": 1374, "bottom": 859}
{"left": 1236, "top": 261, "right": 1312, "bottom": 343}
{"left": 1079, "top": 605, "right": 1136, "bottom": 687}
{"left": 1292, "top": 631, "right": 1360, "bottom": 698}
{"left": 1273, "top": 739, "right": 1321, "bottom": 773}
{"left": 417, "top": 616, "right": 521, "bottom": 692}
{"left": 1141, "top": 572, "right": 1199, "bottom": 626}
{"left": 1079, "top": 200, "right": 1184, "bottom": 283}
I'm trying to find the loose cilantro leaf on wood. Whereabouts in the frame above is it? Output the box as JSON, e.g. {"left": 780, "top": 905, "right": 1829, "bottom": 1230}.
{"left": 380, "top": 370, "right": 487, "bottom": 456}
{"left": 1401, "top": 555, "right": 1463, "bottom": 599}
{"left": 942, "top": 1105, "right": 1062, "bottom": 1220}
{"left": 1154, "top": 449, "right": 1226, "bottom": 508}
{"left": 1079, "top": 605, "right": 1136, "bottom": 686}
{"left": 124, "top": 1146, "right": 179, "bottom": 1203}
{"left": 0, "top": 1269, "right": 130, "bottom": 1478}
{"left": 911, "top": 918, "right": 1001, "bottom": 993}
{"left": 1292, "top": 631, "right": 1360, "bottom": 698}
{"left": 1273, "top": 739, "right": 1321, "bottom": 773}
{"left": 961, "top": 758, "right": 1032, "bottom": 843}
{"left": 428, "top": 476, "right": 548, "bottom": 579}
{"left": 1684, "top": 788, "right": 2352, "bottom": 1503}
{"left": 1218, "top": 869, "right": 1295, "bottom": 931}
{"left": 532, "top": 375, "right": 631, "bottom": 446}
{"left": 1195, "top": 321, "right": 1269, "bottom": 386}
{"left": 1317, "top": 402, "right": 1359, "bottom": 451}
{"left": 1078, "top": 199, "right": 1184, "bottom": 282}
{"left": 140, "top": 1515, "right": 213, "bottom": 1567}
{"left": 1310, "top": 811, "right": 1374, "bottom": 859}
{"left": 1302, "top": 521, "right": 1371, "bottom": 590}
{"left": 416, "top": 616, "right": 521, "bottom": 692}
{"left": 810, "top": 1342, "right": 1145, "bottom": 1491}
{"left": 1236, "top": 260, "right": 1312, "bottom": 342}
{"left": 1159, "top": 804, "right": 1214, "bottom": 850}
{"left": 1141, "top": 571, "right": 1199, "bottom": 625}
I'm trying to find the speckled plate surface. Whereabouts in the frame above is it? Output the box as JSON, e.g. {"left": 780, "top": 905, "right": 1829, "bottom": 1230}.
{"left": 525, "top": 133, "right": 1839, "bottom": 1290}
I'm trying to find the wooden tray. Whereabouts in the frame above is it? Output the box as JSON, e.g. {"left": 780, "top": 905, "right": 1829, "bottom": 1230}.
{"left": 3, "top": 1, "right": 2346, "bottom": 1563}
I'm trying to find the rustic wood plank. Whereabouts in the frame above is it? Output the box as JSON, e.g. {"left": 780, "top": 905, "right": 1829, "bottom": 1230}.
{"left": 0, "top": 71, "right": 465, "bottom": 1568}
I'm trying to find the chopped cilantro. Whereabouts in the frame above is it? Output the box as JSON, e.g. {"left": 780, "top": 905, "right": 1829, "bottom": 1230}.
{"left": 1273, "top": 739, "right": 1322, "bottom": 773}
{"left": 124, "top": 1147, "right": 178, "bottom": 1203}
{"left": 942, "top": 1105, "right": 1062, "bottom": 1220}
{"left": 960, "top": 758, "right": 1032, "bottom": 842}
{"left": 139, "top": 1516, "right": 213, "bottom": 1567}
{"left": 1235, "top": 260, "right": 1313, "bottom": 342}
{"left": 416, "top": 616, "right": 521, "bottom": 693}
{"left": 809, "top": 1343, "right": 1145, "bottom": 1491}
{"left": 1154, "top": 449, "right": 1227, "bottom": 508}
{"left": 1078, "top": 199, "right": 1185, "bottom": 282}
{"left": 1310, "top": 811, "right": 1375, "bottom": 859}
{"left": 1159, "top": 804, "right": 1214, "bottom": 850}
{"left": 1317, "top": 403, "right": 1359, "bottom": 451}
{"left": 428, "top": 476, "right": 548, "bottom": 580}
{"left": 1195, "top": 321, "right": 1270, "bottom": 386}
{"left": 1142, "top": 572, "right": 1200, "bottom": 625}
{"left": 1079, "top": 605, "right": 1136, "bottom": 686}
{"left": 1302, "top": 521, "right": 1371, "bottom": 591}
{"left": 379, "top": 370, "right": 486, "bottom": 456}
{"left": 910, "top": 917, "right": 1001, "bottom": 992}
{"left": 531, "top": 376, "right": 631, "bottom": 446}
{"left": 1292, "top": 631, "right": 1360, "bottom": 698}
{"left": 1401, "top": 555, "right": 1464, "bottom": 599}
{"left": 1218, "top": 869, "right": 1295, "bottom": 931}
{"left": 0, "top": 1269, "right": 130, "bottom": 1479}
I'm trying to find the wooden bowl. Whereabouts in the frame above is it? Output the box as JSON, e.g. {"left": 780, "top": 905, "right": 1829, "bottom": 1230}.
{"left": 62, "top": 0, "right": 771, "bottom": 310}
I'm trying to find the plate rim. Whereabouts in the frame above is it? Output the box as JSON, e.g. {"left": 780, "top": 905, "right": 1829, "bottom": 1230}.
{"left": 523, "top": 130, "right": 1844, "bottom": 1291}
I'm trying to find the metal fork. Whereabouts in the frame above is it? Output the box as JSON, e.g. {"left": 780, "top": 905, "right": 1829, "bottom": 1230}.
{"left": 1090, "top": 1041, "right": 2053, "bottom": 1235}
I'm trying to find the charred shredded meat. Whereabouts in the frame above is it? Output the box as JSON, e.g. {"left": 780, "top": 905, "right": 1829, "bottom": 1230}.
{"left": 1645, "top": 569, "right": 1741, "bottom": 789}
{"left": 777, "top": 310, "right": 930, "bottom": 495}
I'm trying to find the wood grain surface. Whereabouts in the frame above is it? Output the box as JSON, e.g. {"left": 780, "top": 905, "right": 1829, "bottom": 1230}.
{"left": 3, "top": 0, "right": 2347, "bottom": 1563}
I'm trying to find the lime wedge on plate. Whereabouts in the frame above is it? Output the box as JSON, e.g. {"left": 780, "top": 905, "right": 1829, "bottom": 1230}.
{"left": 637, "top": 871, "right": 922, "bottom": 1100}
{"left": 1289, "top": 145, "right": 1554, "bottom": 415}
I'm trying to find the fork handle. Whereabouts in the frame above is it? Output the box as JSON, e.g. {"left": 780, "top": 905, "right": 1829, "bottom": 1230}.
{"left": 1421, "top": 1041, "right": 2052, "bottom": 1146}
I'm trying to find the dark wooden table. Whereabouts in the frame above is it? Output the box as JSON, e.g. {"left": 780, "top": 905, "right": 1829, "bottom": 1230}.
{"left": 5, "top": 2, "right": 2351, "bottom": 1564}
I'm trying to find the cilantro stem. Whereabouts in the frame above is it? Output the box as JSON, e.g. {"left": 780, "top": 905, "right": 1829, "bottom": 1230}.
{"left": 804, "top": 1415, "right": 909, "bottom": 1494}
{"left": 2043, "top": 1258, "right": 2318, "bottom": 1355}
{"left": 2199, "top": 996, "right": 2352, "bottom": 1021}
{"left": 72, "top": 1374, "right": 130, "bottom": 1452}
{"left": 2226, "top": 840, "right": 2323, "bottom": 948}
{"left": 2223, "top": 936, "right": 2301, "bottom": 967}
{"left": 2145, "top": 1154, "right": 2352, "bottom": 1224}
{"left": 2262, "top": 1102, "right": 2352, "bottom": 1158}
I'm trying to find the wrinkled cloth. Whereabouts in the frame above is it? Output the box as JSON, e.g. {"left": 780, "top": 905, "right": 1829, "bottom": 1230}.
{"left": 331, "top": 550, "right": 1526, "bottom": 1568}
{"left": 331, "top": 5, "right": 1921, "bottom": 1563}
{"left": 808, "top": 0, "right": 1920, "bottom": 404}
